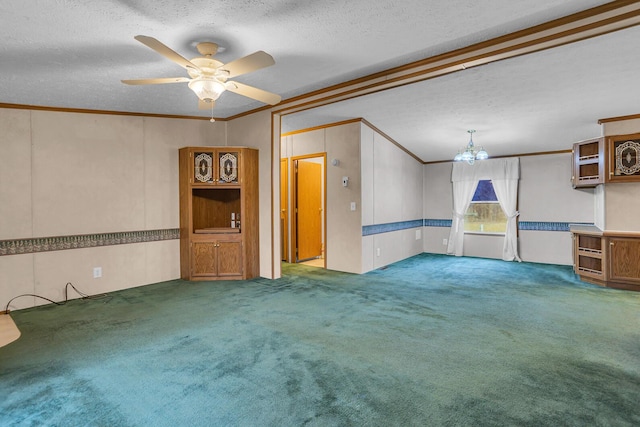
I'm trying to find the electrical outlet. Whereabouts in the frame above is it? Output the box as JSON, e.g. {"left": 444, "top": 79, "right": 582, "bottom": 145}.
{"left": 93, "top": 267, "right": 102, "bottom": 278}
{"left": 442, "top": 239, "right": 448, "bottom": 245}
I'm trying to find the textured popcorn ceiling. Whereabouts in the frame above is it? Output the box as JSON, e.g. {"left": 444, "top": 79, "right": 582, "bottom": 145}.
{"left": 0, "top": 0, "right": 637, "bottom": 161}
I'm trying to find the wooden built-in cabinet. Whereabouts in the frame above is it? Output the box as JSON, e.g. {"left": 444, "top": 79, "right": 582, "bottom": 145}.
{"left": 571, "top": 225, "right": 640, "bottom": 292}
{"left": 607, "top": 133, "right": 640, "bottom": 183}
{"left": 179, "top": 147, "right": 259, "bottom": 281}
{"left": 572, "top": 134, "right": 640, "bottom": 187}
{"left": 608, "top": 237, "right": 640, "bottom": 286}
{"left": 572, "top": 138, "right": 604, "bottom": 188}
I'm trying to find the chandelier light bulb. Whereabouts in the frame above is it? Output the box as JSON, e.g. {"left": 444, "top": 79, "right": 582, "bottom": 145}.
{"left": 453, "top": 129, "right": 489, "bottom": 164}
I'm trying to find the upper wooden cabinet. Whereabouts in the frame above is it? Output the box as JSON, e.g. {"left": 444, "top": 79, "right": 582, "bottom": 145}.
{"left": 607, "top": 133, "right": 640, "bottom": 183}
{"left": 189, "top": 149, "right": 241, "bottom": 185}
{"left": 572, "top": 137, "right": 604, "bottom": 188}
{"left": 572, "top": 134, "right": 640, "bottom": 188}
{"left": 179, "top": 147, "right": 259, "bottom": 281}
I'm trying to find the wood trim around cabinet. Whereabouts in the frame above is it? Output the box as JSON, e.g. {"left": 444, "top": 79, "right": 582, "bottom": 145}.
{"left": 598, "top": 113, "right": 640, "bottom": 124}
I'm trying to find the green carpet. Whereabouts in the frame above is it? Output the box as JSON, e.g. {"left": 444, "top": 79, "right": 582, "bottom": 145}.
{"left": 1, "top": 253, "right": 639, "bottom": 426}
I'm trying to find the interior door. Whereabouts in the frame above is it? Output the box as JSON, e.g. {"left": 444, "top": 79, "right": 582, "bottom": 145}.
{"left": 280, "top": 158, "right": 289, "bottom": 262}
{"left": 295, "top": 159, "right": 323, "bottom": 261}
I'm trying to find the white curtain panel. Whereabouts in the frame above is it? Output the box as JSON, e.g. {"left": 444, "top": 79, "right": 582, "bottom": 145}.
{"left": 446, "top": 179, "right": 478, "bottom": 256}
{"left": 448, "top": 158, "right": 521, "bottom": 261}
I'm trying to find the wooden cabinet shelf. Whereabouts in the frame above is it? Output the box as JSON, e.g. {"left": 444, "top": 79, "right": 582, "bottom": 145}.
{"left": 571, "top": 226, "right": 640, "bottom": 292}
{"left": 179, "top": 147, "right": 259, "bottom": 281}
{"left": 573, "top": 230, "right": 606, "bottom": 280}
{"left": 194, "top": 228, "right": 240, "bottom": 234}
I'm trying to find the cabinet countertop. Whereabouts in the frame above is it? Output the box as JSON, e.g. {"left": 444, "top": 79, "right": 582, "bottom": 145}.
{"left": 570, "top": 225, "right": 640, "bottom": 238}
{"left": 569, "top": 224, "right": 603, "bottom": 235}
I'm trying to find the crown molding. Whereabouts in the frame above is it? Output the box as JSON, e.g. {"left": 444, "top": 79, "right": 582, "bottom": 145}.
{"left": 0, "top": 102, "right": 225, "bottom": 121}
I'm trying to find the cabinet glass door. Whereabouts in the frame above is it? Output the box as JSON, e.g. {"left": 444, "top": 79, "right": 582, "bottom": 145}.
{"left": 193, "top": 151, "right": 215, "bottom": 183}
{"left": 218, "top": 151, "right": 240, "bottom": 184}
{"left": 608, "top": 134, "right": 640, "bottom": 182}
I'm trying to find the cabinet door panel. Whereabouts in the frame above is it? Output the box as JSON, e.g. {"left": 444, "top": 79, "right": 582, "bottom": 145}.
{"left": 192, "top": 242, "right": 217, "bottom": 277}
{"left": 609, "top": 238, "right": 640, "bottom": 284}
{"left": 193, "top": 151, "right": 215, "bottom": 184}
{"left": 217, "top": 241, "right": 243, "bottom": 276}
{"left": 607, "top": 134, "right": 640, "bottom": 182}
{"left": 218, "top": 151, "right": 240, "bottom": 184}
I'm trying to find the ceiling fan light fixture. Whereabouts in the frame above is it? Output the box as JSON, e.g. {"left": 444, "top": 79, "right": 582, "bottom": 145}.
{"left": 188, "top": 78, "right": 226, "bottom": 101}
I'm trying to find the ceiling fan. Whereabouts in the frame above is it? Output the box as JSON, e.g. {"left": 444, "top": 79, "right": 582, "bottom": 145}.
{"left": 122, "top": 35, "right": 281, "bottom": 110}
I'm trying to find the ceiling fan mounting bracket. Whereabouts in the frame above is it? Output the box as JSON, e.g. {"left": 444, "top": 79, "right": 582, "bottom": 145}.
{"left": 196, "top": 42, "right": 219, "bottom": 57}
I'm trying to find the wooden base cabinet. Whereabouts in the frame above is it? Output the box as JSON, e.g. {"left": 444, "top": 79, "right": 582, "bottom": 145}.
{"left": 191, "top": 238, "right": 243, "bottom": 278}
{"left": 179, "top": 147, "right": 259, "bottom": 281}
{"left": 608, "top": 237, "right": 640, "bottom": 286}
{"left": 571, "top": 226, "right": 640, "bottom": 292}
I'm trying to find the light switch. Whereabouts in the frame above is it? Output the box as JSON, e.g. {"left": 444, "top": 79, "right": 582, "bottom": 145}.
{"left": 350, "top": 202, "right": 356, "bottom": 211}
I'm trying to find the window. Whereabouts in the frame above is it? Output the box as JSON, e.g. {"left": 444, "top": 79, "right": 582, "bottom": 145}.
{"left": 464, "top": 180, "right": 507, "bottom": 234}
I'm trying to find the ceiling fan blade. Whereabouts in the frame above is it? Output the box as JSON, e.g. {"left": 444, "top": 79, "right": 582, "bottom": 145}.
{"left": 134, "top": 35, "right": 199, "bottom": 71}
{"left": 220, "top": 51, "right": 275, "bottom": 78}
{"left": 226, "top": 81, "right": 281, "bottom": 105}
{"left": 121, "top": 77, "right": 190, "bottom": 85}
{"left": 198, "top": 99, "right": 216, "bottom": 110}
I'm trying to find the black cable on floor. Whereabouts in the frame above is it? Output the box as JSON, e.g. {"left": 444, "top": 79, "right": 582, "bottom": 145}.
{"left": 3, "top": 282, "right": 111, "bottom": 314}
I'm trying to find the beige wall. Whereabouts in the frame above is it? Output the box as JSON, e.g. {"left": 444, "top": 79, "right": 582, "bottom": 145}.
{"left": 0, "top": 108, "right": 225, "bottom": 310}
{"left": 281, "top": 121, "right": 424, "bottom": 274}
{"left": 422, "top": 162, "right": 453, "bottom": 255}
{"left": 422, "top": 153, "right": 594, "bottom": 265}
{"left": 364, "top": 124, "right": 424, "bottom": 271}
{"left": 0, "top": 109, "right": 32, "bottom": 240}
{"left": 604, "top": 182, "right": 640, "bottom": 232}
{"left": 602, "top": 118, "right": 640, "bottom": 137}
{"left": 280, "top": 122, "right": 363, "bottom": 274}
{"left": 225, "top": 110, "right": 275, "bottom": 278}
{"left": 326, "top": 124, "right": 362, "bottom": 273}
{"left": 518, "top": 153, "right": 593, "bottom": 264}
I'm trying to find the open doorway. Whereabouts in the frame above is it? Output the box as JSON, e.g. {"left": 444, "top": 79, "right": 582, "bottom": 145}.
{"left": 280, "top": 158, "right": 289, "bottom": 262}
{"left": 285, "top": 153, "right": 326, "bottom": 267}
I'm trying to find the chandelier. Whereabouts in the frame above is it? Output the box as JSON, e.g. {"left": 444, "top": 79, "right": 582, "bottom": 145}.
{"left": 454, "top": 130, "right": 488, "bottom": 165}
